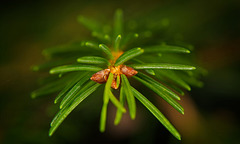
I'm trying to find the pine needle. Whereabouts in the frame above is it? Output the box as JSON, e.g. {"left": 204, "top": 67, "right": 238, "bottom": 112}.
{"left": 115, "top": 47, "right": 144, "bottom": 66}
{"left": 121, "top": 74, "right": 136, "bottom": 119}
{"left": 132, "top": 87, "right": 181, "bottom": 140}
{"left": 50, "top": 65, "right": 102, "bottom": 74}
{"left": 130, "top": 63, "right": 196, "bottom": 70}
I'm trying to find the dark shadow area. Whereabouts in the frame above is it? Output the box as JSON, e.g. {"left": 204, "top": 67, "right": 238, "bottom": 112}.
{"left": 0, "top": 0, "right": 240, "bottom": 143}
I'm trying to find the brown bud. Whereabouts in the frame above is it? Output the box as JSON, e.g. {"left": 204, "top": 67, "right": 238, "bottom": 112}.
{"left": 111, "top": 74, "right": 120, "bottom": 89}
{"left": 121, "top": 65, "right": 138, "bottom": 77}
{"left": 90, "top": 69, "right": 110, "bottom": 84}
{"left": 111, "top": 78, "right": 117, "bottom": 89}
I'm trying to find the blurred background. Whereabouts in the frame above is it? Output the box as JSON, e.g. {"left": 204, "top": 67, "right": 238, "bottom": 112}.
{"left": 0, "top": 0, "right": 240, "bottom": 143}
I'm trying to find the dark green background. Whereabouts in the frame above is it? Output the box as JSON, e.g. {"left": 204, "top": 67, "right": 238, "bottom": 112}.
{"left": 1, "top": 0, "right": 240, "bottom": 143}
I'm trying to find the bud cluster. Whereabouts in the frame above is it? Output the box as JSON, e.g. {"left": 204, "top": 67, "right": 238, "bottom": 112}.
{"left": 90, "top": 65, "right": 138, "bottom": 89}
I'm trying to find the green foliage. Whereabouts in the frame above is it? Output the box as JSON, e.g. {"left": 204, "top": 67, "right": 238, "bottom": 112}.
{"left": 143, "top": 44, "right": 191, "bottom": 53}
{"left": 77, "top": 56, "right": 110, "bottom": 65}
{"left": 130, "top": 63, "right": 196, "bottom": 70}
{"left": 113, "top": 9, "right": 123, "bottom": 38}
{"left": 49, "top": 81, "right": 100, "bottom": 136}
{"left": 100, "top": 73, "right": 114, "bottom": 132}
{"left": 132, "top": 87, "right": 181, "bottom": 140}
{"left": 32, "top": 9, "right": 204, "bottom": 140}
{"left": 115, "top": 47, "right": 144, "bottom": 66}
{"left": 114, "top": 84, "right": 125, "bottom": 125}
{"left": 54, "top": 72, "right": 87, "bottom": 103}
{"left": 50, "top": 65, "right": 102, "bottom": 74}
{"left": 133, "top": 74, "right": 184, "bottom": 114}
{"left": 114, "top": 35, "right": 122, "bottom": 52}
{"left": 121, "top": 74, "right": 136, "bottom": 119}
{"left": 98, "top": 44, "right": 113, "bottom": 59}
